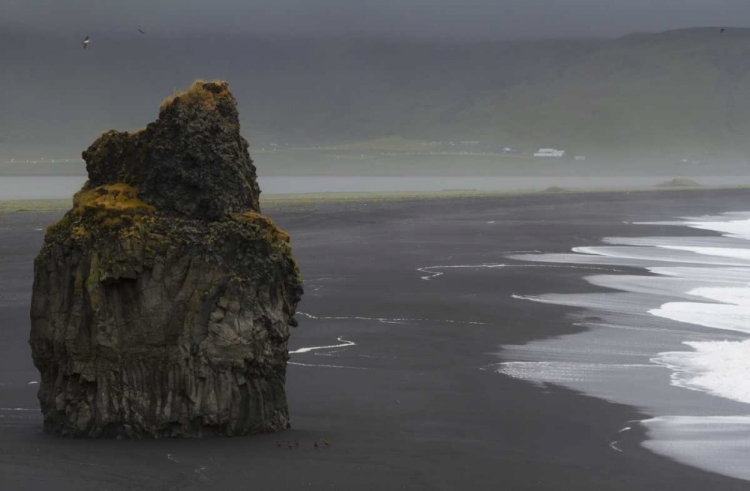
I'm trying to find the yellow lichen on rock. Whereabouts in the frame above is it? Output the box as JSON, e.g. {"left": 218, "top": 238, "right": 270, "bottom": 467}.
{"left": 72, "top": 183, "right": 154, "bottom": 216}
{"left": 159, "top": 79, "right": 232, "bottom": 114}
{"left": 239, "top": 211, "right": 291, "bottom": 243}
{"left": 41, "top": 183, "right": 155, "bottom": 234}
{"left": 46, "top": 184, "right": 154, "bottom": 238}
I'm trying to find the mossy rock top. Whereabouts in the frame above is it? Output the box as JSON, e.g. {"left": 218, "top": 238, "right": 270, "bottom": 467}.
{"left": 82, "top": 80, "right": 260, "bottom": 220}
{"left": 45, "top": 80, "right": 300, "bottom": 286}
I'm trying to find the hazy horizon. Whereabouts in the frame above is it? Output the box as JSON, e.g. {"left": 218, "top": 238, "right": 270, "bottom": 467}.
{"left": 3, "top": 0, "right": 749, "bottom": 41}
{"left": 4, "top": 1, "right": 750, "bottom": 174}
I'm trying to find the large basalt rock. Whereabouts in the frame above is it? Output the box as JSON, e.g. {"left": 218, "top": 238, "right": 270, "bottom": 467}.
{"left": 29, "top": 81, "right": 303, "bottom": 438}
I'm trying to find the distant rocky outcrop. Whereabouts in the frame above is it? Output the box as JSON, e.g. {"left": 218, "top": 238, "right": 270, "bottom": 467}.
{"left": 655, "top": 178, "right": 701, "bottom": 188}
{"left": 543, "top": 186, "right": 567, "bottom": 193}
{"left": 30, "top": 81, "right": 303, "bottom": 438}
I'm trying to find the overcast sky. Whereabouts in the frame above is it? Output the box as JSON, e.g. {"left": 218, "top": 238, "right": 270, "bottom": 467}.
{"left": 2, "top": 0, "right": 748, "bottom": 40}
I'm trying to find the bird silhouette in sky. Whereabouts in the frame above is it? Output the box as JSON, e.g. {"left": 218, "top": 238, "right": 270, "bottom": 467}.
{"left": 138, "top": 28, "right": 146, "bottom": 35}
{"left": 82, "top": 36, "right": 90, "bottom": 49}
{"left": 721, "top": 28, "right": 726, "bottom": 34}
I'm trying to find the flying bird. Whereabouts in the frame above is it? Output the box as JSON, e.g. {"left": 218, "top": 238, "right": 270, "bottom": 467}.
{"left": 721, "top": 28, "right": 726, "bottom": 34}
{"left": 138, "top": 28, "right": 146, "bottom": 35}
{"left": 82, "top": 36, "right": 90, "bottom": 49}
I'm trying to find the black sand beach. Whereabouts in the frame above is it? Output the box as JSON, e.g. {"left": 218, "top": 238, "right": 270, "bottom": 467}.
{"left": 3, "top": 189, "right": 750, "bottom": 490}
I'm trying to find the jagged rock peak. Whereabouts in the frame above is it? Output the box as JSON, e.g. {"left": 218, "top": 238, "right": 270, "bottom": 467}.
{"left": 82, "top": 80, "right": 260, "bottom": 220}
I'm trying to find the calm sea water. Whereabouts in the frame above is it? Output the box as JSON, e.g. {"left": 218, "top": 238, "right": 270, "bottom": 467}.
{"left": 3, "top": 175, "right": 750, "bottom": 201}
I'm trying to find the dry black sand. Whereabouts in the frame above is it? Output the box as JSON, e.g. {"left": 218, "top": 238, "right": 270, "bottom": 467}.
{"left": 3, "top": 189, "right": 750, "bottom": 490}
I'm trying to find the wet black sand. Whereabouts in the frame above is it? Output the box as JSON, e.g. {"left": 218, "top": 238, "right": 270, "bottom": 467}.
{"left": 3, "top": 189, "right": 750, "bottom": 490}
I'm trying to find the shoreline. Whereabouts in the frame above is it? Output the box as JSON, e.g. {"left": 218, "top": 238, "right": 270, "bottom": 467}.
{"left": 2, "top": 183, "right": 749, "bottom": 214}
{"left": 498, "top": 209, "right": 750, "bottom": 480}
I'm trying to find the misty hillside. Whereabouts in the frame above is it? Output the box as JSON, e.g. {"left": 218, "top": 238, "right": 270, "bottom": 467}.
{"left": 467, "top": 28, "right": 750, "bottom": 159}
{"left": 3, "top": 27, "right": 750, "bottom": 162}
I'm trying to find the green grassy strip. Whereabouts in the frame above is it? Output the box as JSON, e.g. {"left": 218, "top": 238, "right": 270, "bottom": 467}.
{"left": 2, "top": 184, "right": 749, "bottom": 214}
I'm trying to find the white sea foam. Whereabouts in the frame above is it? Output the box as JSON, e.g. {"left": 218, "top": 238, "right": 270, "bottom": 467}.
{"left": 684, "top": 218, "right": 750, "bottom": 240}
{"left": 691, "top": 285, "right": 750, "bottom": 305}
{"left": 510, "top": 294, "right": 546, "bottom": 303}
{"left": 298, "top": 310, "right": 488, "bottom": 326}
{"left": 515, "top": 291, "right": 677, "bottom": 315}
{"left": 288, "top": 361, "right": 368, "bottom": 370}
{"left": 653, "top": 340, "right": 750, "bottom": 404}
{"left": 603, "top": 236, "right": 749, "bottom": 248}
{"left": 417, "top": 263, "right": 507, "bottom": 280}
{"left": 586, "top": 274, "right": 712, "bottom": 299}
{"left": 608, "top": 441, "right": 623, "bottom": 452}
{"left": 289, "top": 336, "right": 355, "bottom": 354}
{"left": 650, "top": 285, "right": 750, "bottom": 334}
{"left": 659, "top": 245, "right": 750, "bottom": 261}
{"left": 574, "top": 245, "right": 750, "bottom": 266}
{"left": 504, "top": 211, "right": 750, "bottom": 481}
{"left": 650, "top": 302, "right": 750, "bottom": 334}
{"left": 647, "top": 266, "right": 750, "bottom": 283}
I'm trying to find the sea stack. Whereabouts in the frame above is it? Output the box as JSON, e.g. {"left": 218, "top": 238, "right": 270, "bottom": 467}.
{"left": 29, "top": 81, "right": 303, "bottom": 438}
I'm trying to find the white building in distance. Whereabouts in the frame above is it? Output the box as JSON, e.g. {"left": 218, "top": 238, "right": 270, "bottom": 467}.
{"left": 534, "top": 148, "right": 566, "bottom": 158}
